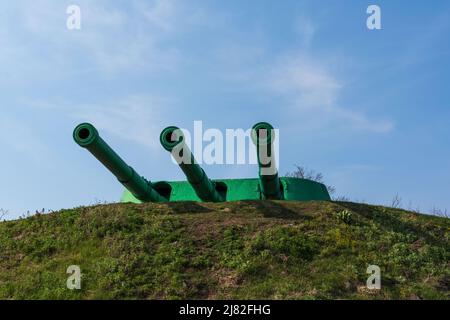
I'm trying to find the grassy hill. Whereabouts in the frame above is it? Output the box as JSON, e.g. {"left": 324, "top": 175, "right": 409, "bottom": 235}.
{"left": 0, "top": 200, "right": 448, "bottom": 300}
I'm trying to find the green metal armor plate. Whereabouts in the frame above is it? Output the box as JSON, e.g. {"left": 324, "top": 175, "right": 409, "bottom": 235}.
{"left": 121, "top": 177, "right": 330, "bottom": 203}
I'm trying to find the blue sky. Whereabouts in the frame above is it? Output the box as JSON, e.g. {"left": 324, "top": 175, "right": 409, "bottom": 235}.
{"left": 1, "top": 0, "right": 449, "bottom": 219}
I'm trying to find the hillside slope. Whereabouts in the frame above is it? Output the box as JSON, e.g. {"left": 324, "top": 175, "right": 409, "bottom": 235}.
{"left": 0, "top": 200, "right": 448, "bottom": 300}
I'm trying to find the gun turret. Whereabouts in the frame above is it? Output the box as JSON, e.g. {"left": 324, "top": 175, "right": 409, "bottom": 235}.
{"left": 251, "top": 122, "right": 283, "bottom": 200}
{"left": 73, "top": 123, "right": 167, "bottom": 202}
{"left": 160, "top": 126, "right": 225, "bottom": 202}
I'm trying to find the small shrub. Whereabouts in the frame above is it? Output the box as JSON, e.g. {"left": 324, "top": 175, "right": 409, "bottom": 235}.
{"left": 335, "top": 209, "right": 352, "bottom": 224}
{"left": 0, "top": 209, "right": 8, "bottom": 221}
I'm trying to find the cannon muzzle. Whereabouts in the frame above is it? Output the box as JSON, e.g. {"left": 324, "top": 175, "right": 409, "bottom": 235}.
{"left": 251, "top": 122, "right": 282, "bottom": 200}
{"left": 73, "top": 123, "right": 167, "bottom": 202}
{"left": 160, "top": 126, "right": 225, "bottom": 202}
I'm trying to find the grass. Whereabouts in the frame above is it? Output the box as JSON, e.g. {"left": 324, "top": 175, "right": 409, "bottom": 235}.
{"left": 0, "top": 200, "right": 449, "bottom": 300}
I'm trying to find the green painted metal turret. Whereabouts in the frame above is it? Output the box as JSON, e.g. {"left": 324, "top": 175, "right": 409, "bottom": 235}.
{"left": 73, "top": 123, "right": 167, "bottom": 202}
{"left": 159, "top": 126, "right": 225, "bottom": 202}
{"left": 73, "top": 122, "right": 331, "bottom": 203}
{"left": 251, "top": 122, "right": 282, "bottom": 200}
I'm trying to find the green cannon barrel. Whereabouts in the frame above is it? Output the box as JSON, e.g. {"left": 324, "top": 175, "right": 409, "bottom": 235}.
{"left": 251, "top": 122, "right": 283, "bottom": 200}
{"left": 73, "top": 123, "right": 167, "bottom": 202}
{"left": 160, "top": 126, "right": 225, "bottom": 202}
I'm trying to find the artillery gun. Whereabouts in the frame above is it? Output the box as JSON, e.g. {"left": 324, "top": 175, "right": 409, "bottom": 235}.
{"left": 73, "top": 122, "right": 330, "bottom": 202}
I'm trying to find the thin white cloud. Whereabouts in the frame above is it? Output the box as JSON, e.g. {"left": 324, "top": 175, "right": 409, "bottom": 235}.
{"left": 71, "top": 96, "right": 169, "bottom": 149}
{"left": 207, "top": 14, "right": 394, "bottom": 134}
{"left": 22, "top": 95, "right": 171, "bottom": 150}
{"left": 0, "top": 0, "right": 211, "bottom": 78}
{"left": 270, "top": 55, "right": 341, "bottom": 108}
{"left": 139, "top": 0, "right": 178, "bottom": 31}
{"left": 294, "top": 16, "right": 315, "bottom": 47}
{"left": 0, "top": 116, "right": 51, "bottom": 161}
{"left": 268, "top": 55, "right": 394, "bottom": 133}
